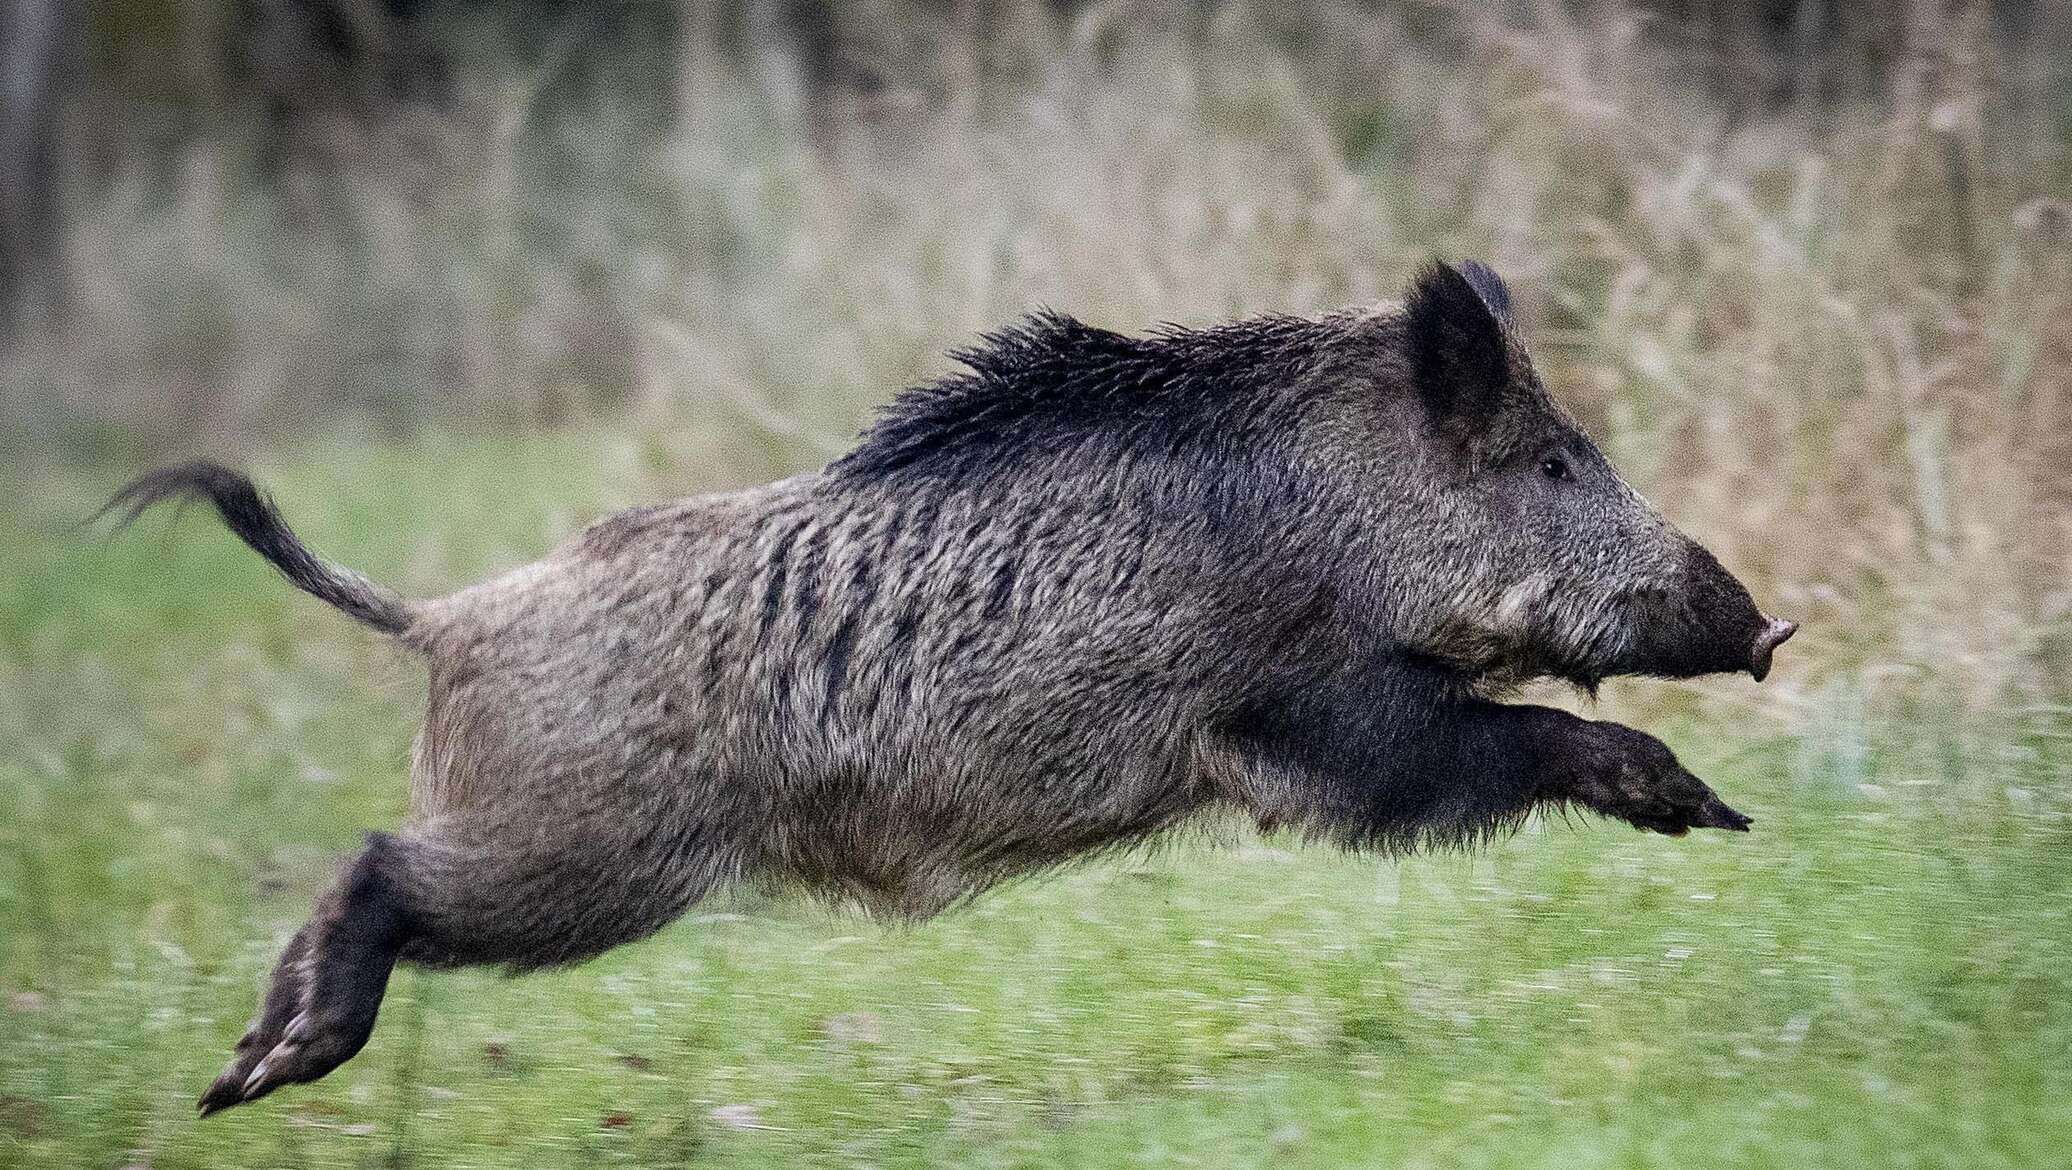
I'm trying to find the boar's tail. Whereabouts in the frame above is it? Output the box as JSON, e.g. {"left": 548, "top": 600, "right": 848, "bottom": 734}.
{"left": 98, "top": 462, "right": 415, "bottom": 637}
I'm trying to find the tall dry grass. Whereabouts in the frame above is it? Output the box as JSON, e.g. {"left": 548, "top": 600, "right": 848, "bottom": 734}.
{"left": 7, "top": 2, "right": 2071, "bottom": 732}
{"left": 643, "top": 4, "right": 2072, "bottom": 736}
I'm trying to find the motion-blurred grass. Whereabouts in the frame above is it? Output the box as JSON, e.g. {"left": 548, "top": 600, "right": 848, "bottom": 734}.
{"left": 2, "top": 431, "right": 2069, "bottom": 1168}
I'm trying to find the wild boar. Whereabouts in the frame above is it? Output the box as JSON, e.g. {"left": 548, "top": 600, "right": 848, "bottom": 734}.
{"left": 105, "top": 260, "right": 1794, "bottom": 1114}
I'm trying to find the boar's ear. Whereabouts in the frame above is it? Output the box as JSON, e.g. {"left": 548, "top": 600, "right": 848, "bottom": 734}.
{"left": 1404, "top": 259, "right": 1512, "bottom": 435}
{"left": 1455, "top": 260, "right": 1513, "bottom": 326}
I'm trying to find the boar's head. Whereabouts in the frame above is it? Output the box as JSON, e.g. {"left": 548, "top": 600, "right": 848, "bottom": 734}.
{"left": 1334, "top": 261, "right": 1794, "bottom": 690}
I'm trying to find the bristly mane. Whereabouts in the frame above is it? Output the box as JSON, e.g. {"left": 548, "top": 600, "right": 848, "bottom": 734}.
{"left": 829, "top": 309, "right": 1332, "bottom": 482}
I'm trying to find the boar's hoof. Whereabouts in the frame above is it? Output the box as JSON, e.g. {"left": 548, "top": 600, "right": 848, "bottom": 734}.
{"left": 198, "top": 1006, "right": 379, "bottom": 1115}
{"left": 1559, "top": 722, "right": 1753, "bottom": 837}
{"left": 1686, "top": 793, "right": 1753, "bottom": 833}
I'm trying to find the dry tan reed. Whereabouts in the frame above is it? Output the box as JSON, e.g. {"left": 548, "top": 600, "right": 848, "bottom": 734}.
{"left": 9, "top": 3, "right": 2069, "bottom": 721}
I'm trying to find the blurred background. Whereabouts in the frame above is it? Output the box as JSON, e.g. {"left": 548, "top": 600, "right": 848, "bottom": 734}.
{"left": 4, "top": 3, "right": 2071, "bottom": 1167}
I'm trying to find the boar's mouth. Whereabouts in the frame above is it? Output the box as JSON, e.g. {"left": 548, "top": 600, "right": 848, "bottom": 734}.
{"left": 1415, "top": 573, "right": 1796, "bottom": 690}
{"left": 1418, "top": 585, "right": 1628, "bottom": 694}
{"left": 1524, "top": 573, "right": 1797, "bottom": 687}
{"left": 1606, "top": 585, "right": 1797, "bottom": 683}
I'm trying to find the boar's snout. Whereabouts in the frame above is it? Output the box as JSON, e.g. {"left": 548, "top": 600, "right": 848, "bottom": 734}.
{"left": 1748, "top": 616, "right": 1797, "bottom": 682}
{"left": 1612, "top": 541, "right": 1794, "bottom": 683}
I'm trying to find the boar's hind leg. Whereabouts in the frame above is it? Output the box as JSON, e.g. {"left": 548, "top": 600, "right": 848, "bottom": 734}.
{"left": 199, "top": 818, "right": 733, "bottom": 1115}
{"left": 199, "top": 833, "right": 416, "bottom": 1115}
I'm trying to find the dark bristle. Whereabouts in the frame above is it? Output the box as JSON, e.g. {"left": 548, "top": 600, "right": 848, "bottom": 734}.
{"left": 830, "top": 310, "right": 1329, "bottom": 482}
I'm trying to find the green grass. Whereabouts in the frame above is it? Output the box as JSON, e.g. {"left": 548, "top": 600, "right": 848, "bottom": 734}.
{"left": 3, "top": 432, "right": 2068, "bottom": 1169}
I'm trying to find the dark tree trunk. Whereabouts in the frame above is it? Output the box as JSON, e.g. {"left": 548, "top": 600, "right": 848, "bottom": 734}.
{"left": 0, "top": 0, "right": 73, "bottom": 342}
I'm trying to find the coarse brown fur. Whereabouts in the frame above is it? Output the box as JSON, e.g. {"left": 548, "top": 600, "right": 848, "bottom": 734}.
{"left": 103, "top": 261, "right": 1795, "bottom": 1115}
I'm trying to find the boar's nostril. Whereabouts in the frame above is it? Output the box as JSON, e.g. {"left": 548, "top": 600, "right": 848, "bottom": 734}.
{"left": 1748, "top": 617, "right": 1798, "bottom": 682}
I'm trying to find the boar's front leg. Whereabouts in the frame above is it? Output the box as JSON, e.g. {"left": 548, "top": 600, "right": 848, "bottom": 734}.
{"left": 1218, "top": 669, "right": 1748, "bottom": 844}
{"left": 1532, "top": 713, "right": 1751, "bottom": 836}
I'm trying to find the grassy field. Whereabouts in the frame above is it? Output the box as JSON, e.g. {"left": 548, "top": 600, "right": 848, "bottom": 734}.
{"left": 2, "top": 430, "right": 2068, "bottom": 1169}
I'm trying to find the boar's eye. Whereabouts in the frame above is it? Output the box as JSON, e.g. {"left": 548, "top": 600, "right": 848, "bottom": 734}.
{"left": 1540, "top": 456, "right": 1572, "bottom": 482}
